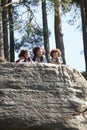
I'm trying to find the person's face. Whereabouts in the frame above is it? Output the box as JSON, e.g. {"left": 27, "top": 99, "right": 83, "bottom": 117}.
{"left": 53, "top": 52, "right": 59, "bottom": 59}
{"left": 24, "top": 52, "right": 30, "bottom": 59}
{"left": 36, "top": 49, "right": 43, "bottom": 57}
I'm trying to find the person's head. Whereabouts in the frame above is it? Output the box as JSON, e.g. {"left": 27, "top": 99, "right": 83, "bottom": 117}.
{"left": 19, "top": 49, "right": 30, "bottom": 59}
{"left": 33, "top": 46, "right": 45, "bottom": 58}
{"left": 50, "top": 49, "right": 62, "bottom": 59}
{"left": 24, "top": 50, "right": 30, "bottom": 60}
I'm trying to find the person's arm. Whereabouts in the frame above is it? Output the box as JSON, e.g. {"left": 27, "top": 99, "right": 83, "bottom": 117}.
{"left": 58, "top": 56, "right": 63, "bottom": 64}
{"left": 42, "top": 55, "right": 47, "bottom": 63}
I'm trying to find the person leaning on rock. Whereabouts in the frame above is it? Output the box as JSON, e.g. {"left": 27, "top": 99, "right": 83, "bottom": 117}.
{"left": 32, "top": 46, "right": 47, "bottom": 63}
{"left": 50, "top": 49, "right": 63, "bottom": 64}
{"left": 16, "top": 49, "right": 32, "bottom": 63}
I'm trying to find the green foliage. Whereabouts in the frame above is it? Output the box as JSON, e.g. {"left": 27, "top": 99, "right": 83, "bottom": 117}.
{"left": 48, "top": 0, "right": 79, "bottom": 13}
{"left": 62, "top": 0, "right": 72, "bottom": 12}
{"left": 48, "top": 0, "right": 72, "bottom": 13}
{"left": 13, "top": 0, "right": 44, "bottom": 52}
{"left": 15, "top": 21, "right": 44, "bottom": 52}
{"left": 13, "top": 0, "right": 80, "bottom": 52}
{"left": 71, "top": 0, "right": 80, "bottom": 4}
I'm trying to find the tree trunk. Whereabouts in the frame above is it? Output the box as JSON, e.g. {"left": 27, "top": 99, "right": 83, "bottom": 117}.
{"left": 1, "top": 0, "right": 9, "bottom": 61}
{"left": 80, "top": 0, "right": 87, "bottom": 71}
{"left": 0, "top": 0, "right": 4, "bottom": 58}
{"left": 8, "top": 0, "right": 14, "bottom": 62}
{"left": 41, "top": 0, "right": 50, "bottom": 62}
{"left": 54, "top": 0, "right": 66, "bottom": 64}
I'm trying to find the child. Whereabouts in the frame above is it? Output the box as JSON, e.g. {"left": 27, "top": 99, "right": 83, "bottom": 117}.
{"left": 16, "top": 49, "right": 32, "bottom": 63}
{"left": 50, "top": 49, "right": 63, "bottom": 64}
{"left": 32, "top": 46, "right": 47, "bottom": 63}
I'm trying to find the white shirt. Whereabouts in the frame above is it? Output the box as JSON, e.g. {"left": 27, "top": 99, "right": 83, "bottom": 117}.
{"left": 35, "top": 55, "right": 47, "bottom": 63}
{"left": 50, "top": 56, "right": 63, "bottom": 64}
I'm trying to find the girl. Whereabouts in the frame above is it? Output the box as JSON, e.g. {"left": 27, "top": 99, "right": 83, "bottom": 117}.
{"left": 50, "top": 49, "right": 63, "bottom": 64}
{"left": 32, "top": 46, "right": 47, "bottom": 63}
{"left": 16, "top": 49, "right": 32, "bottom": 62}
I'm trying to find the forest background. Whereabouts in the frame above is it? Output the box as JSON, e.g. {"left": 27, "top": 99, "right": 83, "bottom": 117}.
{"left": 0, "top": 0, "right": 87, "bottom": 72}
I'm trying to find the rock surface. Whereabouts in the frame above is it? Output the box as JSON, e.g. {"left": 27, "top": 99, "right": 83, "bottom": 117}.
{"left": 82, "top": 71, "right": 87, "bottom": 80}
{"left": 0, "top": 62, "right": 87, "bottom": 130}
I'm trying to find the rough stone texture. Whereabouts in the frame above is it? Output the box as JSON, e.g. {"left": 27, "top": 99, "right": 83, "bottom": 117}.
{"left": 82, "top": 72, "right": 87, "bottom": 80}
{"left": 0, "top": 62, "right": 87, "bottom": 130}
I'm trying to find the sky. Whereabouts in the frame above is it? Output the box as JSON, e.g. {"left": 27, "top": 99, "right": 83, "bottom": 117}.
{"left": 14, "top": 0, "right": 85, "bottom": 72}
{"left": 31, "top": 2, "right": 85, "bottom": 72}
{"left": 49, "top": 14, "right": 85, "bottom": 72}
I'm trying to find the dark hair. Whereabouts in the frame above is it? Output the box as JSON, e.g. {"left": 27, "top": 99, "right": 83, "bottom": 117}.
{"left": 32, "top": 46, "right": 45, "bottom": 62}
{"left": 18, "top": 50, "right": 28, "bottom": 58}
{"left": 33, "top": 46, "right": 45, "bottom": 55}
{"left": 18, "top": 49, "right": 31, "bottom": 62}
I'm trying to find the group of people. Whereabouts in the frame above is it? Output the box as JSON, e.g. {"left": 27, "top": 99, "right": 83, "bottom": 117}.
{"left": 16, "top": 46, "right": 63, "bottom": 64}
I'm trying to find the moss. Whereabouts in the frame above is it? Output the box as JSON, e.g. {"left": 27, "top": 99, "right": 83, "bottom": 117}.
{"left": 0, "top": 57, "right": 6, "bottom": 62}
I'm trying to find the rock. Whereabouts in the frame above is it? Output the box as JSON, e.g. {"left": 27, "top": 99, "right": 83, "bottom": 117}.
{"left": 0, "top": 62, "right": 87, "bottom": 130}
{"left": 82, "top": 71, "right": 87, "bottom": 80}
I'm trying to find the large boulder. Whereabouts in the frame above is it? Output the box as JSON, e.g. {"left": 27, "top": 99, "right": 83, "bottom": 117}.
{"left": 0, "top": 62, "right": 87, "bottom": 130}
